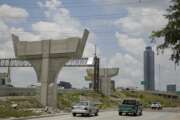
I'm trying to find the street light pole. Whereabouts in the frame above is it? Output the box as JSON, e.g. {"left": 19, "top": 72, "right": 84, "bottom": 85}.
{"left": 159, "top": 64, "right": 161, "bottom": 91}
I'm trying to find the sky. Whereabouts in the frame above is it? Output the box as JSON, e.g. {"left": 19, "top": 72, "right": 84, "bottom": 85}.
{"left": 0, "top": 0, "right": 179, "bottom": 91}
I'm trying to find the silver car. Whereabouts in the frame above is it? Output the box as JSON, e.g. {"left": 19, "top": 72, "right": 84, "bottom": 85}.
{"left": 72, "top": 101, "right": 99, "bottom": 117}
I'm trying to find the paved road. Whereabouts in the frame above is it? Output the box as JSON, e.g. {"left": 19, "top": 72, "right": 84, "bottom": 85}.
{"left": 31, "top": 111, "right": 180, "bottom": 120}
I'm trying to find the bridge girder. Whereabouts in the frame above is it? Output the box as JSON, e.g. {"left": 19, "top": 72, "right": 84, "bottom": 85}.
{"left": 0, "top": 58, "right": 94, "bottom": 67}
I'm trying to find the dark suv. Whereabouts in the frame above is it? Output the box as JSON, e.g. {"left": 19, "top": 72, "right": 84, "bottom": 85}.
{"left": 118, "top": 99, "right": 143, "bottom": 116}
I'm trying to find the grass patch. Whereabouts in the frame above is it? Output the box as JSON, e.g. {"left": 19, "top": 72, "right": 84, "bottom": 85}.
{"left": 57, "top": 90, "right": 180, "bottom": 110}
{"left": 122, "top": 91, "right": 180, "bottom": 107}
{"left": 0, "top": 96, "right": 42, "bottom": 118}
{"left": 0, "top": 108, "right": 38, "bottom": 118}
{"left": 1, "top": 90, "right": 179, "bottom": 118}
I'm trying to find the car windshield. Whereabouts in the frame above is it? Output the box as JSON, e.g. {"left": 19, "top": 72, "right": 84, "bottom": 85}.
{"left": 152, "top": 102, "right": 160, "bottom": 104}
{"left": 76, "top": 102, "right": 88, "bottom": 106}
{"left": 122, "top": 100, "right": 137, "bottom": 105}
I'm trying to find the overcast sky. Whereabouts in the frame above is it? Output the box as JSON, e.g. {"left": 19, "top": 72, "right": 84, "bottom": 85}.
{"left": 0, "top": 0, "right": 179, "bottom": 91}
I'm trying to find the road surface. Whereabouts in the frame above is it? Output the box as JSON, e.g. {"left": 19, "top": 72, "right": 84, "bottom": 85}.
{"left": 31, "top": 111, "right": 180, "bottom": 120}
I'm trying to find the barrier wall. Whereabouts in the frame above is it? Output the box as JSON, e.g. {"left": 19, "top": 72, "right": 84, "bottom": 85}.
{"left": 0, "top": 87, "right": 37, "bottom": 96}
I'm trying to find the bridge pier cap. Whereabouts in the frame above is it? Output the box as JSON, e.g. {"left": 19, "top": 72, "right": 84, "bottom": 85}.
{"left": 86, "top": 68, "right": 119, "bottom": 96}
{"left": 11, "top": 29, "right": 89, "bottom": 109}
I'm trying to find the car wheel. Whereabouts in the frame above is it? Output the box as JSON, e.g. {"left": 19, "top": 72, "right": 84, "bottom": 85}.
{"left": 95, "top": 112, "right": 98, "bottom": 116}
{"left": 73, "top": 113, "right": 76, "bottom": 117}
{"left": 133, "top": 112, "right": 137, "bottom": 116}
{"left": 119, "top": 112, "right": 122, "bottom": 116}
{"left": 139, "top": 111, "right": 143, "bottom": 116}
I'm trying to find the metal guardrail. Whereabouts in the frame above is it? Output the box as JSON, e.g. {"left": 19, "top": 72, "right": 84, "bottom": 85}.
{"left": 0, "top": 58, "right": 94, "bottom": 67}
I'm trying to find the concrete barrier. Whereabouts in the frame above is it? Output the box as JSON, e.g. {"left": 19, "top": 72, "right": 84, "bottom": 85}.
{"left": 0, "top": 87, "right": 92, "bottom": 97}
{"left": 0, "top": 87, "right": 37, "bottom": 96}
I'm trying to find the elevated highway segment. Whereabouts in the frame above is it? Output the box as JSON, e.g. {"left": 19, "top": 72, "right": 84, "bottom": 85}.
{"left": 0, "top": 29, "right": 91, "bottom": 109}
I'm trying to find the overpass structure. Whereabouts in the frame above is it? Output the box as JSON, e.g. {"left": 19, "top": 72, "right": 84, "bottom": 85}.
{"left": 0, "top": 57, "right": 94, "bottom": 67}
{"left": 85, "top": 68, "right": 119, "bottom": 96}
{"left": 6, "top": 29, "right": 90, "bottom": 109}
{"left": 148, "top": 91, "right": 179, "bottom": 99}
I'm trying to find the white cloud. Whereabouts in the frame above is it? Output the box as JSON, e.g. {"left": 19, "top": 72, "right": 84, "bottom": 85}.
{"left": 0, "top": 20, "right": 11, "bottom": 44}
{"left": 115, "top": 33, "right": 145, "bottom": 56}
{"left": 32, "top": 21, "right": 61, "bottom": 39}
{"left": 11, "top": 27, "right": 40, "bottom": 41}
{"left": 115, "top": 7, "right": 167, "bottom": 36}
{"left": 32, "top": 20, "right": 81, "bottom": 40}
{"left": 109, "top": 53, "right": 143, "bottom": 88}
{"left": 0, "top": 4, "right": 29, "bottom": 57}
{"left": 0, "top": 4, "right": 28, "bottom": 21}
{"left": 38, "top": 0, "right": 62, "bottom": 10}
{"left": 35, "top": 0, "right": 83, "bottom": 40}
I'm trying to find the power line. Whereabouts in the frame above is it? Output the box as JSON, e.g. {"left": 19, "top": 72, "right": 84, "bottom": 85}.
{"left": 13, "top": 0, "right": 161, "bottom": 8}
{"left": 0, "top": 31, "right": 116, "bottom": 34}
{"left": 0, "top": 26, "right": 166, "bottom": 34}
{"left": 2, "top": 12, "right": 165, "bottom": 23}
{"left": 26, "top": 12, "right": 164, "bottom": 19}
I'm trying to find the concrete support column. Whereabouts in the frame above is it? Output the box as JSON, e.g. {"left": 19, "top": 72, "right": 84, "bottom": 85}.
{"left": 12, "top": 29, "right": 89, "bottom": 109}
{"left": 40, "top": 40, "right": 50, "bottom": 107}
{"left": 86, "top": 68, "right": 119, "bottom": 96}
{"left": 48, "top": 80, "right": 57, "bottom": 108}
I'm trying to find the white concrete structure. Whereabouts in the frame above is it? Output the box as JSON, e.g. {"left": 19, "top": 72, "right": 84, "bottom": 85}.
{"left": 85, "top": 68, "right": 119, "bottom": 96}
{"left": 12, "top": 29, "right": 89, "bottom": 108}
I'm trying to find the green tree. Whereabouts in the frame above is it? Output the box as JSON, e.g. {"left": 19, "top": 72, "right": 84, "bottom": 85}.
{"left": 151, "top": 0, "right": 180, "bottom": 64}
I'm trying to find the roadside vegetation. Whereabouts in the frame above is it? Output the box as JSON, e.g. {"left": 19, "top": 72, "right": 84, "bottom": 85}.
{"left": 120, "top": 91, "right": 180, "bottom": 107}
{"left": 57, "top": 90, "right": 180, "bottom": 110}
{"left": 0, "top": 90, "right": 180, "bottom": 118}
{"left": 58, "top": 91, "right": 119, "bottom": 110}
{"left": 0, "top": 96, "right": 42, "bottom": 118}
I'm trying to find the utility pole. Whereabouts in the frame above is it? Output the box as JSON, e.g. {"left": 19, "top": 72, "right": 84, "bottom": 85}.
{"left": 159, "top": 64, "right": 161, "bottom": 91}
{"left": 93, "top": 45, "right": 100, "bottom": 92}
{"left": 7, "top": 66, "right": 11, "bottom": 84}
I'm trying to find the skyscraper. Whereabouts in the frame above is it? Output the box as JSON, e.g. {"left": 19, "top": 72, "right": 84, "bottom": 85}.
{"left": 144, "top": 46, "right": 155, "bottom": 91}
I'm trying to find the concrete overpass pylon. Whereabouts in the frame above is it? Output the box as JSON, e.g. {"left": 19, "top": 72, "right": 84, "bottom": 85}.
{"left": 12, "top": 29, "right": 89, "bottom": 108}
{"left": 86, "top": 68, "right": 119, "bottom": 96}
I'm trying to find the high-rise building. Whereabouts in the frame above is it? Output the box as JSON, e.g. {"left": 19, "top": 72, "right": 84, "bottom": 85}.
{"left": 144, "top": 46, "right": 155, "bottom": 91}
{"left": 167, "top": 84, "right": 176, "bottom": 93}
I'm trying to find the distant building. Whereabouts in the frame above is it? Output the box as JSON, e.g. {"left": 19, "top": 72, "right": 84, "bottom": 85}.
{"left": 0, "top": 73, "right": 9, "bottom": 86}
{"left": 144, "top": 46, "right": 155, "bottom": 91}
{"left": 89, "top": 83, "right": 93, "bottom": 89}
{"left": 58, "top": 81, "right": 72, "bottom": 89}
{"left": 167, "top": 84, "right": 176, "bottom": 93}
{"left": 86, "top": 68, "right": 119, "bottom": 96}
{"left": 111, "top": 80, "right": 115, "bottom": 91}
{"left": 89, "top": 80, "right": 115, "bottom": 92}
